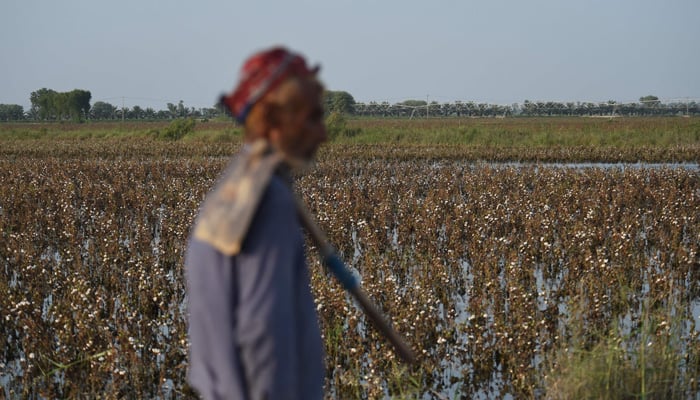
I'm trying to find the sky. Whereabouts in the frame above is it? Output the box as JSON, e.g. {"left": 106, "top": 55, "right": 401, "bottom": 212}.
{"left": 1, "top": 0, "right": 699, "bottom": 111}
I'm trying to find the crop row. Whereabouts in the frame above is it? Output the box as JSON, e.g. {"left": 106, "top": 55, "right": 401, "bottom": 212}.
{"left": 1, "top": 137, "right": 699, "bottom": 164}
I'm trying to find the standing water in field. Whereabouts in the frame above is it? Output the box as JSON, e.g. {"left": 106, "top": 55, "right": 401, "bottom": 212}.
{"left": 2, "top": 153, "right": 699, "bottom": 399}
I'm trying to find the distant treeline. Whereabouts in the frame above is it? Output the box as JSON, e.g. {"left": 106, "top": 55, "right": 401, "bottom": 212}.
{"left": 1, "top": 89, "right": 697, "bottom": 122}
{"left": 353, "top": 96, "right": 700, "bottom": 118}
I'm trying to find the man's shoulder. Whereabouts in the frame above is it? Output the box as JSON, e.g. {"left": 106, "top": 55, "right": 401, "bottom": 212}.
{"left": 191, "top": 147, "right": 285, "bottom": 256}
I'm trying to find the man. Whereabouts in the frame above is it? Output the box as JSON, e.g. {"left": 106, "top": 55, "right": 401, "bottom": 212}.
{"left": 185, "top": 47, "right": 327, "bottom": 400}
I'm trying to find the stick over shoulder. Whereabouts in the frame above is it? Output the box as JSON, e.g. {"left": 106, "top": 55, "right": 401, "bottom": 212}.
{"left": 293, "top": 194, "right": 417, "bottom": 364}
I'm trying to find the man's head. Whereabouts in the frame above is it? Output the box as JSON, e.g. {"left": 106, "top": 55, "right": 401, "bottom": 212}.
{"left": 221, "top": 47, "right": 327, "bottom": 162}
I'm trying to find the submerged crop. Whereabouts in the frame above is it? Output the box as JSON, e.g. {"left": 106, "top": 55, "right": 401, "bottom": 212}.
{"left": 1, "top": 139, "right": 698, "bottom": 399}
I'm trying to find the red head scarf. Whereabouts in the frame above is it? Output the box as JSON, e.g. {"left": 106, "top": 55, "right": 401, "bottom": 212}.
{"left": 220, "top": 47, "right": 320, "bottom": 123}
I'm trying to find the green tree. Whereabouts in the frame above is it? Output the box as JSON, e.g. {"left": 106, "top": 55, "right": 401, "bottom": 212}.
{"left": 131, "top": 105, "right": 144, "bottom": 119}
{"left": 54, "top": 92, "right": 69, "bottom": 119}
{"left": 30, "top": 88, "right": 91, "bottom": 121}
{"left": 91, "top": 101, "right": 117, "bottom": 120}
{"left": 30, "top": 88, "right": 58, "bottom": 120}
{"left": 144, "top": 107, "right": 157, "bottom": 119}
{"left": 167, "top": 103, "right": 177, "bottom": 119}
{"left": 177, "top": 100, "right": 187, "bottom": 117}
{"left": 67, "top": 89, "right": 91, "bottom": 121}
{"left": 0, "top": 104, "right": 25, "bottom": 121}
{"left": 323, "top": 90, "right": 356, "bottom": 115}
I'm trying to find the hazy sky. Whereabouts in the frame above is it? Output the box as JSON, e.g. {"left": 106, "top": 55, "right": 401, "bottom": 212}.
{"left": 2, "top": 0, "right": 699, "bottom": 110}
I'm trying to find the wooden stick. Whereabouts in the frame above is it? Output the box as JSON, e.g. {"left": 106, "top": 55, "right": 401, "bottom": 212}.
{"left": 294, "top": 195, "right": 416, "bottom": 364}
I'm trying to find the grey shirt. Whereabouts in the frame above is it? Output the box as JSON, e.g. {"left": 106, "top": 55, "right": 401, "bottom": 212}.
{"left": 185, "top": 174, "right": 325, "bottom": 400}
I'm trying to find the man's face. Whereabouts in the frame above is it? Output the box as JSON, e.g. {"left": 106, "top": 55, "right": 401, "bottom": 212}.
{"left": 268, "top": 78, "right": 327, "bottom": 162}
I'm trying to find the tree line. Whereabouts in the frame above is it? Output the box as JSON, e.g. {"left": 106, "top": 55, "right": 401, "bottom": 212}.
{"left": 89, "top": 100, "right": 221, "bottom": 121}
{"left": 28, "top": 88, "right": 92, "bottom": 121}
{"left": 0, "top": 89, "right": 697, "bottom": 122}
{"left": 352, "top": 96, "right": 700, "bottom": 118}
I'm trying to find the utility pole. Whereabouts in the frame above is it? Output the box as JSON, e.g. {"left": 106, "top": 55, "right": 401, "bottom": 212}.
{"left": 426, "top": 94, "right": 429, "bottom": 118}
{"left": 122, "top": 97, "right": 125, "bottom": 124}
